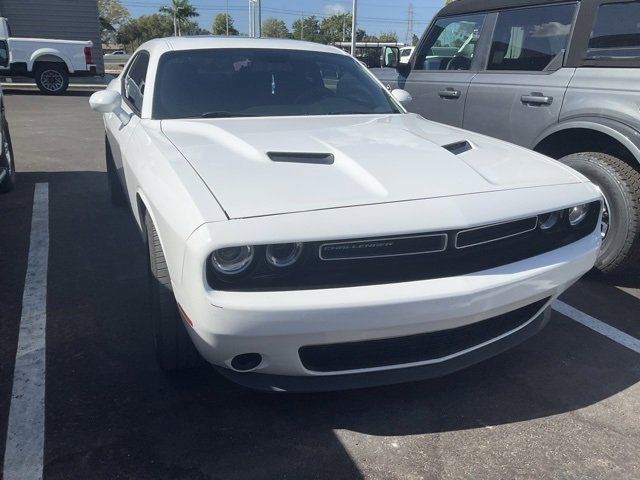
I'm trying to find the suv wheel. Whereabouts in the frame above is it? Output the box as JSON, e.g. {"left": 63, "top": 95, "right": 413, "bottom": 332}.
{"left": 0, "top": 119, "right": 16, "bottom": 193}
{"left": 145, "top": 213, "right": 204, "bottom": 371}
{"left": 34, "top": 63, "right": 69, "bottom": 95}
{"left": 559, "top": 152, "right": 640, "bottom": 273}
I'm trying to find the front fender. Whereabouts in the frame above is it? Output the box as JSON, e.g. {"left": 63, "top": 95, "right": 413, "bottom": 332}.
{"left": 534, "top": 117, "right": 640, "bottom": 165}
{"left": 28, "top": 48, "right": 75, "bottom": 73}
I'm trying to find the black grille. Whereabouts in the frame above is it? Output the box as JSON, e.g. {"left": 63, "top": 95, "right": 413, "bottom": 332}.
{"left": 207, "top": 201, "right": 601, "bottom": 291}
{"left": 299, "top": 298, "right": 550, "bottom": 372}
{"left": 456, "top": 217, "right": 538, "bottom": 248}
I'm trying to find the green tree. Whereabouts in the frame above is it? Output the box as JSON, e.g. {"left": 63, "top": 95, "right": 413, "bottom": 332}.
{"left": 98, "top": 0, "right": 131, "bottom": 44}
{"left": 412, "top": 33, "right": 420, "bottom": 46}
{"left": 291, "top": 16, "right": 323, "bottom": 43}
{"left": 212, "top": 13, "right": 239, "bottom": 35}
{"left": 262, "top": 17, "right": 290, "bottom": 39}
{"left": 319, "top": 14, "right": 369, "bottom": 44}
{"left": 159, "top": 0, "right": 199, "bottom": 36}
{"left": 117, "top": 14, "right": 205, "bottom": 51}
{"left": 378, "top": 31, "right": 399, "bottom": 43}
{"left": 320, "top": 13, "right": 351, "bottom": 43}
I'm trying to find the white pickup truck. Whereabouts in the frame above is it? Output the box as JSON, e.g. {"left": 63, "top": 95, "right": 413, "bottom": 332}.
{"left": 0, "top": 17, "right": 97, "bottom": 94}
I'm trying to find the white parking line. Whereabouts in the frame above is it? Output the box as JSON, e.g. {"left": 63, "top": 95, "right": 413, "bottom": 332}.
{"left": 553, "top": 300, "right": 640, "bottom": 354}
{"left": 3, "top": 183, "right": 49, "bottom": 480}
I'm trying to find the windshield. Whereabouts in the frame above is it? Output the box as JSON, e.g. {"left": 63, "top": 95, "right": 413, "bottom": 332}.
{"left": 153, "top": 48, "right": 402, "bottom": 119}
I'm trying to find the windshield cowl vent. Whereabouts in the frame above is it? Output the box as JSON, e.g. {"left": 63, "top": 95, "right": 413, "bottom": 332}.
{"left": 442, "top": 141, "right": 473, "bottom": 155}
{"left": 268, "top": 152, "right": 335, "bottom": 165}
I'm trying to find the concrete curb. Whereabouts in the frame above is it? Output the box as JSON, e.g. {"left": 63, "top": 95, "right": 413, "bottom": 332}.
{"left": 1, "top": 82, "right": 106, "bottom": 92}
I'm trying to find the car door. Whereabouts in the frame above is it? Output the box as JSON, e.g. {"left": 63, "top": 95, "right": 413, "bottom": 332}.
{"left": 463, "top": 3, "right": 578, "bottom": 148}
{"left": 401, "top": 13, "right": 487, "bottom": 127}
{"left": 105, "top": 51, "right": 148, "bottom": 186}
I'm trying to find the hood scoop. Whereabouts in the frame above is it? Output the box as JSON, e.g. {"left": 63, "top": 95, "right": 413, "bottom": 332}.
{"left": 442, "top": 141, "right": 472, "bottom": 155}
{"left": 267, "top": 151, "right": 335, "bottom": 165}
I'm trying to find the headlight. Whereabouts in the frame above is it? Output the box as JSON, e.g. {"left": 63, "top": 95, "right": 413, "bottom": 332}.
{"left": 568, "top": 204, "right": 589, "bottom": 227}
{"left": 266, "top": 243, "right": 303, "bottom": 268}
{"left": 211, "top": 246, "right": 254, "bottom": 275}
{"left": 539, "top": 211, "right": 562, "bottom": 231}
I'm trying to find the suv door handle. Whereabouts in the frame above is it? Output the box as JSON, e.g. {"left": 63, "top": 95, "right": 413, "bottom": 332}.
{"left": 439, "top": 88, "right": 461, "bottom": 99}
{"left": 521, "top": 94, "right": 553, "bottom": 106}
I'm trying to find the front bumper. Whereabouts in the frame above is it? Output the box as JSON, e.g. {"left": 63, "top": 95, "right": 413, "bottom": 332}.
{"left": 179, "top": 230, "right": 600, "bottom": 391}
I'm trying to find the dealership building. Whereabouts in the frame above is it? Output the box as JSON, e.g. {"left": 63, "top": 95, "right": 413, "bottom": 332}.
{"left": 0, "top": 0, "right": 104, "bottom": 74}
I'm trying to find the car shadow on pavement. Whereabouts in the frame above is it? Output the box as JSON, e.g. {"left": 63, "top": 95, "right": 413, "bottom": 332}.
{"left": 5, "top": 172, "right": 640, "bottom": 479}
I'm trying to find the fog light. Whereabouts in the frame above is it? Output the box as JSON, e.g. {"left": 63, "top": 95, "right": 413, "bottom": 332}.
{"left": 539, "top": 211, "right": 561, "bottom": 231}
{"left": 231, "top": 353, "right": 262, "bottom": 371}
{"left": 211, "top": 246, "right": 254, "bottom": 275}
{"left": 266, "top": 243, "right": 303, "bottom": 268}
{"left": 568, "top": 204, "right": 589, "bottom": 227}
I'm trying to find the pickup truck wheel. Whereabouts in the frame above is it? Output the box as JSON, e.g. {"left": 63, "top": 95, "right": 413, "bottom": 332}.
{"left": 105, "top": 138, "right": 127, "bottom": 208}
{"left": 0, "top": 119, "right": 16, "bottom": 193}
{"left": 559, "top": 152, "right": 640, "bottom": 273}
{"left": 34, "top": 63, "right": 69, "bottom": 95}
{"left": 145, "top": 213, "right": 204, "bottom": 371}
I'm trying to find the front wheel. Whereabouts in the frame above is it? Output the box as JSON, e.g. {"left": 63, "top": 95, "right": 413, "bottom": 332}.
{"left": 34, "top": 63, "right": 69, "bottom": 95}
{"left": 559, "top": 152, "right": 640, "bottom": 273}
{"left": 145, "top": 213, "right": 203, "bottom": 371}
{"left": 0, "top": 119, "right": 16, "bottom": 193}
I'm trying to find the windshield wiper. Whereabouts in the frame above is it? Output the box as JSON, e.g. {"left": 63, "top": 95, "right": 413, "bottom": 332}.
{"left": 199, "top": 111, "right": 258, "bottom": 118}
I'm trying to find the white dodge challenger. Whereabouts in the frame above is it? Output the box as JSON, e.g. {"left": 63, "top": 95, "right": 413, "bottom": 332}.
{"left": 90, "top": 37, "right": 602, "bottom": 392}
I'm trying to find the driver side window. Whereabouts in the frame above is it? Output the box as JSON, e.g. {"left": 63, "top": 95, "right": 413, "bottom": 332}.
{"left": 123, "top": 52, "right": 149, "bottom": 114}
{"left": 415, "top": 15, "right": 486, "bottom": 71}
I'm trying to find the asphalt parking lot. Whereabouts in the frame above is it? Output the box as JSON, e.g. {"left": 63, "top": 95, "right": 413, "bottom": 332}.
{"left": 0, "top": 92, "right": 639, "bottom": 480}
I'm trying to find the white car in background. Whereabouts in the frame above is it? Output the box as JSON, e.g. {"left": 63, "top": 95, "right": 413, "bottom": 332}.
{"left": 90, "top": 37, "right": 602, "bottom": 392}
{"left": 399, "top": 46, "right": 415, "bottom": 63}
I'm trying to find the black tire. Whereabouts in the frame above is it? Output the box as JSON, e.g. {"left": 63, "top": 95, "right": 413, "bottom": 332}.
{"left": 105, "top": 137, "right": 127, "bottom": 208}
{"left": 559, "top": 152, "right": 640, "bottom": 273}
{"left": 34, "top": 63, "right": 69, "bottom": 95}
{"left": 145, "top": 213, "right": 203, "bottom": 371}
{"left": 0, "top": 119, "right": 16, "bottom": 193}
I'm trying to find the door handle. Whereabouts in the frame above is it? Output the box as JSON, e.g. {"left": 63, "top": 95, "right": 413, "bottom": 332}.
{"left": 521, "top": 94, "right": 553, "bottom": 106}
{"left": 439, "top": 88, "right": 461, "bottom": 99}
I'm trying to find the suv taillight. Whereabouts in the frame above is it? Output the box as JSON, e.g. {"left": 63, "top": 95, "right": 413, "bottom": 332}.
{"left": 84, "top": 46, "right": 93, "bottom": 64}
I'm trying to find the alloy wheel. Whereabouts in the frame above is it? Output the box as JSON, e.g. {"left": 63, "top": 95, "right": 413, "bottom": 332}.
{"left": 40, "top": 69, "right": 64, "bottom": 92}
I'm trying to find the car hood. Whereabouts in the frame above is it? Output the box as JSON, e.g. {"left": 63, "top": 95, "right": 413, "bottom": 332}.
{"left": 160, "top": 113, "right": 584, "bottom": 219}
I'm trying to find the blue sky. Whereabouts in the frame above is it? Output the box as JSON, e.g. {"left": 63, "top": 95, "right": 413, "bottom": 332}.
{"left": 120, "top": 1, "right": 445, "bottom": 40}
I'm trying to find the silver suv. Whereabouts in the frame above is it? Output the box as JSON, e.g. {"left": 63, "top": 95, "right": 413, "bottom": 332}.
{"left": 376, "top": 0, "right": 640, "bottom": 274}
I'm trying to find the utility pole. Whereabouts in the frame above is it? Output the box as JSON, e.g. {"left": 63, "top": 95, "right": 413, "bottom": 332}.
{"left": 405, "top": 3, "right": 414, "bottom": 45}
{"left": 350, "top": 0, "right": 358, "bottom": 57}
{"left": 226, "top": 0, "right": 229, "bottom": 36}
{"left": 300, "top": 11, "right": 304, "bottom": 40}
{"left": 342, "top": 15, "right": 346, "bottom": 42}
{"left": 257, "top": 0, "right": 261, "bottom": 37}
{"left": 249, "top": 0, "right": 261, "bottom": 38}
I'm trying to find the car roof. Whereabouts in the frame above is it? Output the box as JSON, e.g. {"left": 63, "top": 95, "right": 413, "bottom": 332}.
{"left": 439, "top": 0, "right": 590, "bottom": 16}
{"left": 139, "top": 36, "right": 349, "bottom": 56}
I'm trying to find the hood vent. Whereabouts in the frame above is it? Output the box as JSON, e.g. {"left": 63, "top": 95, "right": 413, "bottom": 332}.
{"left": 267, "top": 152, "right": 335, "bottom": 165}
{"left": 442, "top": 141, "right": 472, "bottom": 155}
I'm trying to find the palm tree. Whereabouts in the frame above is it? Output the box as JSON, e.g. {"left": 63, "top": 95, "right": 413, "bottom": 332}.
{"left": 159, "top": 0, "right": 199, "bottom": 36}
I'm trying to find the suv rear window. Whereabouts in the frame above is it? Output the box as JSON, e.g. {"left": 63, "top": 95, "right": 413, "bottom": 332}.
{"left": 588, "top": 1, "right": 640, "bottom": 59}
{"left": 488, "top": 4, "right": 576, "bottom": 71}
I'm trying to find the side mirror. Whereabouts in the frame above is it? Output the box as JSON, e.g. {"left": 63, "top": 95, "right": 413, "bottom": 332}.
{"left": 391, "top": 89, "right": 412, "bottom": 105}
{"left": 382, "top": 46, "right": 399, "bottom": 69}
{"left": 89, "top": 89, "right": 130, "bottom": 126}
